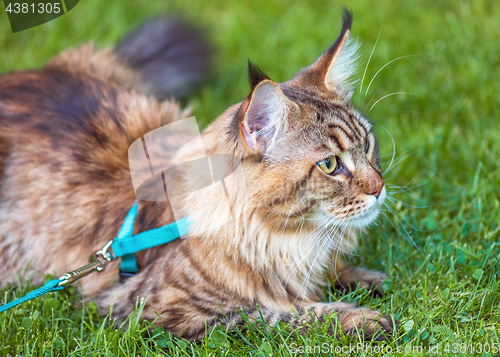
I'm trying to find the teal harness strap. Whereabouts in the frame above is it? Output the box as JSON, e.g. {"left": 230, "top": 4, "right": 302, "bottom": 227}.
{"left": 0, "top": 201, "right": 192, "bottom": 313}
{"left": 111, "top": 201, "right": 192, "bottom": 274}
{"left": 111, "top": 216, "right": 192, "bottom": 258}
{"left": 0, "top": 279, "right": 64, "bottom": 313}
{"left": 115, "top": 201, "right": 140, "bottom": 274}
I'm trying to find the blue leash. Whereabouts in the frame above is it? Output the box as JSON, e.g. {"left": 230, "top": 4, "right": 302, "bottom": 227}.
{"left": 0, "top": 279, "right": 64, "bottom": 313}
{"left": 0, "top": 201, "right": 191, "bottom": 313}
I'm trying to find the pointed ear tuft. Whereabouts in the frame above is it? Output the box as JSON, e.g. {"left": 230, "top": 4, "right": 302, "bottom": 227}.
{"left": 341, "top": 6, "right": 353, "bottom": 32}
{"left": 248, "top": 60, "right": 270, "bottom": 90}
{"left": 293, "top": 8, "right": 360, "bottom": 96}
{"left": 324, "top": 9, "right": 360, "bottom": 94}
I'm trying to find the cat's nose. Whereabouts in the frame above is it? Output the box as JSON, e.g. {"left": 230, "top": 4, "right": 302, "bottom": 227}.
{"left": 367, "top": 175, "right": 384, "bottom": 198}
{"left": 371, "top": 182, "right": 384, "bottom": 198}
{"left": 359, "top": 171, "right": 384, "bottom": 198}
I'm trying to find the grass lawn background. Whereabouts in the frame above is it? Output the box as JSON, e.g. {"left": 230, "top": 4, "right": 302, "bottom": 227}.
{"left": 1, "top": 0, "right": 499, "bottom": 355}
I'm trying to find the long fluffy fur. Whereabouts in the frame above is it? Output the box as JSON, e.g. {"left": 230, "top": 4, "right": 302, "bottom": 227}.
{"left": 0, "top": 11, "right": 393, "bottom": 341}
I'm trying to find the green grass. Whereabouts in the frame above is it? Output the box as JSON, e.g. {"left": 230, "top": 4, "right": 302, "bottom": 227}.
{"left": 1, "top": 0, "right": 500, "bottom": 355}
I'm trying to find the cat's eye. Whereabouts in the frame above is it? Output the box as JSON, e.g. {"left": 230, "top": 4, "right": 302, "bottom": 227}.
{"left": 365, "top": 138, "right": 370, "bottom": 153}
{"left": 318, "top": 157, "right": 337, "bottom": 174}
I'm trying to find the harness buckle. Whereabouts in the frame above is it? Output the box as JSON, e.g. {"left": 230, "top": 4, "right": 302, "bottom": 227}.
{"left": 95, "top": 239, "right": 116, "bottom": 262}
{"left": 58, "top": 240, "right": 116, "bottom": 287}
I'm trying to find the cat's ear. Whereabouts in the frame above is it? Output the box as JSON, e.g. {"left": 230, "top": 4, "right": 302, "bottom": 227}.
{"left": 240, "top": 61, "right": 296, "bottom": 153}
{"left": 295, "top": 8, "right": 360, "bottom": 95}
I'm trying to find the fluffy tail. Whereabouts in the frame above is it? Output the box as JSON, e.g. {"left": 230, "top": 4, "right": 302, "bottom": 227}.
{"left": 116, "top": 17, "right": 211, "bottom": 100}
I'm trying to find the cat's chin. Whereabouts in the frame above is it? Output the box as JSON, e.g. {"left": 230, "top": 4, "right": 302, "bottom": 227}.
{"left": 326, "top": 186, "right": 387, "bottom": 229}
{"left": 347, "top": 186, "right": 387, "bottom": 228}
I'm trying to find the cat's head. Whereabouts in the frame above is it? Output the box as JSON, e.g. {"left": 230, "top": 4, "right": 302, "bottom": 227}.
{"left": 232, "top": 8, "right": 385, "bottom": 231}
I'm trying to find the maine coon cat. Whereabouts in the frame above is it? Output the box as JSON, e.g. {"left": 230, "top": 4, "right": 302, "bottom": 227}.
{"left": 0, "top": 9, "right": 394, "bottom": 340}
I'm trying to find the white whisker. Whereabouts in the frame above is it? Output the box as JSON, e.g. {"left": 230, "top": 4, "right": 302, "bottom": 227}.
{"left": 363, "top": 55, "right": 419, "bottom": 106}
{"left": 382, "top": 203, "right": 424, "bottom": 257}
{"left": 358, "top": 21, "right": 383, "bottom": 106}
{"left": 385, "top": 195, "right": 431, "bottom": 209}
{"left": 368, "top": 92, "right": 421, "bottom": 114}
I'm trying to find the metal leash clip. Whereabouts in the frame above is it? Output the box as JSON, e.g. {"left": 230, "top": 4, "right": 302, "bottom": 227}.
{"left": 58, "top": 240, "right": 116, "bottom": 287}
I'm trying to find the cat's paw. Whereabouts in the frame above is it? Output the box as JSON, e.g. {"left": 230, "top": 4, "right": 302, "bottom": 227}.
{"left": 333, "top": 267, "right": 388, "bottom": 296}
{"left": 339, "top": 308, "right": 394, "bottom": 341}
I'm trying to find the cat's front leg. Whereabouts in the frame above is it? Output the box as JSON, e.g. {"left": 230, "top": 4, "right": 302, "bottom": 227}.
{"left": 97, "top": 273, "right": 392, "bottom": 341}
{"left": 296, "top": 302, "right": 394, "bottom": 341}
{"left": 204, "top": 302, "right": 393, "bottom": 342}
{"left": 334, "top": 266, "right": 388, "bottom": 292}
{"left": 331, "top": 260, "right": 388, "bottom": 294}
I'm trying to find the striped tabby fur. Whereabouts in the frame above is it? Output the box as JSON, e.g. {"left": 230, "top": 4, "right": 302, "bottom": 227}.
{"left": 0, "top": 10, "right": 393, "bottom": 340}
